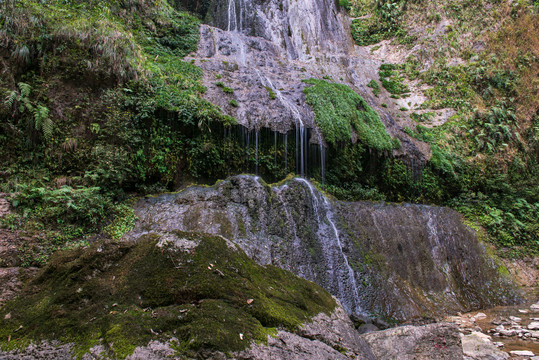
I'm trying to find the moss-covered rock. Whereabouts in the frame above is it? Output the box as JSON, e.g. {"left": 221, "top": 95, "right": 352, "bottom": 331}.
{"left": 0, "top": 231, "right": 336, "bottom": 359}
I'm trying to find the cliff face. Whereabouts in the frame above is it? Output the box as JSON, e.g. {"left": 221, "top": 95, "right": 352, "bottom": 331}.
{"left": 128, "top": 176, "right": 520, "bottom": 321}
{"left": 189, "top": 0, "right": 430, "bottom": 164}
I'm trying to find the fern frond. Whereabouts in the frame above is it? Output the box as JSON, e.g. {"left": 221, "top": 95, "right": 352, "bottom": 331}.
{"left": 18, "top": 82, "right": 31, "bottom": 98}
{"left": 4, "top": 90, "right": 17, "bottom": 108}
{"left": 42, "top": 117, "right": 53, "bottom": 141}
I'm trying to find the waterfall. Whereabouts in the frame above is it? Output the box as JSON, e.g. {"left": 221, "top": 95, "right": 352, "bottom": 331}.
{"left": 255, "top": 129, "right": 259, "bottom": 175}
{"left": 295, "top": 178, "right": 363, "bottom": 315}
{"left": 255, "top": 70, "right": 309, "bottom": 177}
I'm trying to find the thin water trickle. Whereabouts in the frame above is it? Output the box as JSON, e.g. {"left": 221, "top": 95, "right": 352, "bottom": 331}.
{"left": 284, "top": 133, "right": 288, "bottom": 171}
{"left": 295, "top": 178, "right": 363, "bottom": 314}
{"left": 255, "top": 130, "right": 259, "bottom": 175}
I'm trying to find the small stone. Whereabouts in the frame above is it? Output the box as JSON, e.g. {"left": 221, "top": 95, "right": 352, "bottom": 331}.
{"left": 528, "top": 321, "right": 539, "bottom": 330}
{"left": 519, "top": 309, "right": 529, "bottom": 314}
{"left": 530, "top": 302, "right": 539, "bottom": 311}
{"left": 509, "top": 316, "right": 522, "bottom": 322}
{"left": 4, "top": 313, "right": 11, "bottom": 320}
{"left": 246, "top": 299, "right": 254, "bottom": 304}
{"left": 510, "top": 350, "right": 535, "bottom": 357}
{"left": 530, "top": 331, "right": 539, "bottom": 338}
{"left": 492, "top": 342, "right": 504, "bottom": 348}
{"left": 473, "top": 312, "right": 487, "bottom": 320}
{"left": 239, "top": 333, "right": 244, "bottom": 340}
{"left": 499, "top": 329, "right": 516, "bottom": 337}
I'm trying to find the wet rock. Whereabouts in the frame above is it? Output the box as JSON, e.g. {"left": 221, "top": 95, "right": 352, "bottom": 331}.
{"left": 128, "top": 175, "right": 521, "bottom": 322}
{"left": 461, "top": 331, "right": 509, "bottom": 360}
{"left": 362, "top": 322, "right": 462, "bottom": 360}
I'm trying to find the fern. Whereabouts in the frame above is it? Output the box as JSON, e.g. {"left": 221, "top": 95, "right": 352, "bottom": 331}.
{"left": 4, "top": 90, "right": 17, "bottom": 108}
{"left": 18, "top": 82, "right": 31, "bottom": 98}
{"left": 34, "top": 105, "right": 52, "bottom": 140}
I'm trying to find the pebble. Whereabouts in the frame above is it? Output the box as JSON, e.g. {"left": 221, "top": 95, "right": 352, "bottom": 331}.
{"left": 509, "top": 316, "right": 522, "bottom": 322}
{"left": 530, "top": 302, "right": 539, "bottom": 311}
{"left": 528, "top": 322, "right": 539, "bottom": 330}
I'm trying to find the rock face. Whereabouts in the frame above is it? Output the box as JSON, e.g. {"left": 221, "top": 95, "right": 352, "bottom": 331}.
{"left": 189, "top": 0, "right": 430, "bottom": 164}
{"left": 362, "top": 322, "right": 463, "bottom": 360}
{"left": 128, "top": 175, "right": 520, "bottom": 321}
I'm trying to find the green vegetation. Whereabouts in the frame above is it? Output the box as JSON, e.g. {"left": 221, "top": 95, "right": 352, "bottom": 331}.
{"left": 303, "top": 79, "right": 399, "bottom": 150}
{"left": 346, "top": 0, "right": 538, "bottom": 253}
{"left": 349, "top": 0, "right": 416, "bottom": 46}
{"left": 367, "top": 79, "right": 381, "bottom": 96}
{"left": 379, "top": 64, "right": 410, "bottom": 95}
{"left": 0, "top": 0, "right": 536, "bottom": 264}
{"left": 0, "top": 232, "right": 336, "bottom": 358}
{"left": 0, "top": 0, "right": 238, "bottom": 254}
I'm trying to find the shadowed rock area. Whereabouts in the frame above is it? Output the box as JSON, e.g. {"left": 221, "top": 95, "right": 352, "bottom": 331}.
{"left": 128, "top": 175, "right": 520, "bottom": 322}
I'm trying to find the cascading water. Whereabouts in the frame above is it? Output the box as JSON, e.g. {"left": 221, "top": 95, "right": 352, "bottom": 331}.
{"left": 295, "top": 178, "right": 363, "bottom": 314}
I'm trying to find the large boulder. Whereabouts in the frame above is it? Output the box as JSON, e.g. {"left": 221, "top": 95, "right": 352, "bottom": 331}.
{"left": 0, "top": 231, "right": 375, "bottom": 359}
{"left": 362, "top": 322, "right": 463, "bottom": 360}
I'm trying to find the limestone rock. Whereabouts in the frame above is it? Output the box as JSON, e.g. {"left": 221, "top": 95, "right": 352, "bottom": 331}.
{"left": 234, "top": 330, "right": 370, "bottom": 360}
{"left": 297, "top": 303, "right": 375, "bottom": 358}
{"left": 362, "top": 322, "right": 463, "bottom": 360}
{"left": 461, "top": 332, "right": 509, "bottom": 360}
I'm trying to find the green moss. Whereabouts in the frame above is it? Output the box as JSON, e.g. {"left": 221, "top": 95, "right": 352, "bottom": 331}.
{"left": 0, "top": 232, "right": 336, "bottom": 358}
{"left": 302, "top": 78, "right": 398, "bottom": 151}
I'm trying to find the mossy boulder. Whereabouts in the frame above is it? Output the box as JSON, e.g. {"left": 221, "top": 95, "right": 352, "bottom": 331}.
{"left": 0, "top": 231, "right": 337, "bottom": 359}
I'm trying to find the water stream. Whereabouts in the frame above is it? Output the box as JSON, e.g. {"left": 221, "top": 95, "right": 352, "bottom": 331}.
{"left": 295, "top": 178, "right": 363, "bottom": 315}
